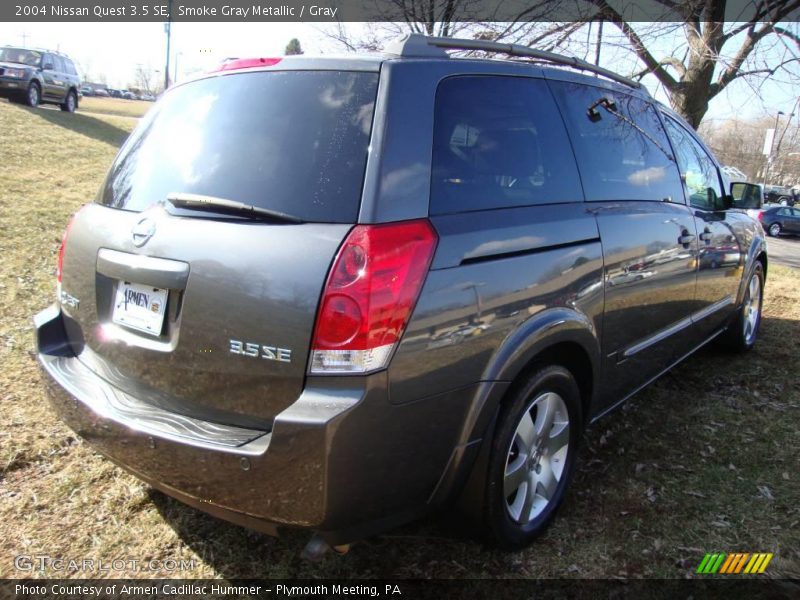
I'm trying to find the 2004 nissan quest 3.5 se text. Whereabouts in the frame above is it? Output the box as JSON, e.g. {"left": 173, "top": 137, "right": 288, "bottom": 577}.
{"left": 35, "top": 34, "right": 767, "bottom": 553}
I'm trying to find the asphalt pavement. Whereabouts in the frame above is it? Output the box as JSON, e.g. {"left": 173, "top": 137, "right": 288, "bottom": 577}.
{"left": 766, "top": 235, "right": 800, "bottom": 269}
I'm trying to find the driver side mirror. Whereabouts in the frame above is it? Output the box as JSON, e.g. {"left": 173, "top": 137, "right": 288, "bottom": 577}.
{"left": 730, "top": 182, "right": 763, "bottom": 210}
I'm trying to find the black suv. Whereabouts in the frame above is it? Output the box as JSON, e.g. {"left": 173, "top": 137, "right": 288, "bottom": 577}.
{"left": 35, "top": 34, "right": 767, "bottom": 552}
{"left": 0, "top": 46, "right": 81, "bottom": 111}
{"left": 764, "top": 185, "right": 795, "bottom": 206}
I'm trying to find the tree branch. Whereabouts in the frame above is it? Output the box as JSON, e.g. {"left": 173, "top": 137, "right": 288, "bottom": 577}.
{"left": 589, "top": 0, "right": 678, "bottom": 90}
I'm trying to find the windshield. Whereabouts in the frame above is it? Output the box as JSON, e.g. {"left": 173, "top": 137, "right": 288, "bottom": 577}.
{"left": 0, "top": 47, "right": 42, "bottom": 67}
{"left": 97, "top": 70, "right": 378, "bottom": 223}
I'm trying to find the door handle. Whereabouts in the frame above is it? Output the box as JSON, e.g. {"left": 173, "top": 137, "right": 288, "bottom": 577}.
{"left": 678, "top": 232, "right": 696, "bottom": 246}
{"left": 699, "top": 229, "right": 713, "bottom": 242}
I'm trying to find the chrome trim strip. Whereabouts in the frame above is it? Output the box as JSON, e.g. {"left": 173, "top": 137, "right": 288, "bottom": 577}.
{"left": 622, "top": 317, "right": 692, "bottom": 359}
{"left": 690, "top": 294, "right": 734, "bottom": 323}
{"left": 39, "top": 353, "right": 270, "bottom": 455}
{"left": 594, "top": 327, "right": 726, "bottom": 423}
{"left": 621, "top": 294, "right": 735, "bottom": 360}
{"left": 97, "top": 248, "right": 190, "bottom": 290}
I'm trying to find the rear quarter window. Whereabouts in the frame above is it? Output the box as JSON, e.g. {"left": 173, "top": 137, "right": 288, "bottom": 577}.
{"left": 430, "top": 75, "right": 583, "bottom": 215}
{"left": 548, "top": 81, "right": 683, "bottom": 203}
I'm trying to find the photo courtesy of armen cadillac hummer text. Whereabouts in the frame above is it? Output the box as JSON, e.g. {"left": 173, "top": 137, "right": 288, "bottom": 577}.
{"left": 35, "top": 34, "right": 768, "bottom": 552}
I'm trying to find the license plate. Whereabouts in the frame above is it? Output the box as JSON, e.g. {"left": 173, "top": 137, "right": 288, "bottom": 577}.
{"left": 112, "top": 281, "right": 168, "bottom": 337}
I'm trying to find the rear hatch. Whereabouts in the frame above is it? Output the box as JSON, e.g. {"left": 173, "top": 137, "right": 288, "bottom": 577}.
{"left": 58, "top": 66, "right": 379, "bottom": 427}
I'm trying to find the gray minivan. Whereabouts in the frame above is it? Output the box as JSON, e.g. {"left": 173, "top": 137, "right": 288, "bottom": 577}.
{"left": 35, "top": 34, "right": 766, "bottom": 552}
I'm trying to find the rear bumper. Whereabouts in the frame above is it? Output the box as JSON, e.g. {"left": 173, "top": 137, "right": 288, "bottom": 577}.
{"left": 35, "top": 306, "right": 477, "bottom": 543}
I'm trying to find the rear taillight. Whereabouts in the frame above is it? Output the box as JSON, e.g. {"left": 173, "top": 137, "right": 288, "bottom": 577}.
{"left": 756, "top": 211, "right": 764, "bottom": 221}
{"left": 310, "top": 220, "right": 438, "bottom": 374}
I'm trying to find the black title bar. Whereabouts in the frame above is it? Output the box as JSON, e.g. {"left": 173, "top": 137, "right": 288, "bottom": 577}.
{"left": 5, "top": 0, "right": 799, "bottom": 23}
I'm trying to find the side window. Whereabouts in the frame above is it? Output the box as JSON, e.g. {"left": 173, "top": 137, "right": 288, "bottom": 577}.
{"left": 42, "top": 54, "right": 53, "bottom": 69}
{"left": 430, "top": 76, "right": 583, "bottom": 215}
{"left": 53, "top": 56, "right": 65, "bottom": 73}
{"left": 663, "top": 117, "right": 724, "bottom": 210}
{"left": 65, "top": 59, "right": 77, "bottom": 76}
{"left": 549, "top": 81, "right": 683, "bottom": 203}
{"left": 777, "top": 208, "right": 790, "bottom": 216}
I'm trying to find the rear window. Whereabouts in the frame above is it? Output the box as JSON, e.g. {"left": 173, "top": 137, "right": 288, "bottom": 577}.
{"left": 430, "top": 76, "right": 583, "bottom": 214}
{"left": 98, "top": 70, "right": 378, "bottom": 223}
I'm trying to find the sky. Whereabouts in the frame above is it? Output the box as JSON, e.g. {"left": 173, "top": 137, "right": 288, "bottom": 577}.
{"left": 1, "top": 21, "right": 798, "bottom": 125}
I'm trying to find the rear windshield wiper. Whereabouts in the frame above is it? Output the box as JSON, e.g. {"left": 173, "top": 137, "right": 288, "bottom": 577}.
{"left": 166, "top": 192, "right": 304, "bottom": 224}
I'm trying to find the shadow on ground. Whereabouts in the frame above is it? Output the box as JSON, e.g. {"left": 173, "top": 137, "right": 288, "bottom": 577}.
{"left": 148, "top": 314, "right": 799, "bottom": 578}
{"left": 25, "top": 104, "right": 130, "bottom": 147}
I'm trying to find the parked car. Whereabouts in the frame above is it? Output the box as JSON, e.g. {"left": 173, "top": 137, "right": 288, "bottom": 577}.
{"left": 0, "top": 46, "right": 81, "bottom": 111}
{"left": 122, "top": 90, "right": 137, "bottom": 100}
{"left": 35, "top": 34, "right": 767, "bottom": 553}
{"left": 764, "top": 185, "right": 794, "bottom": 206}
{"left": 107, "top": 88, "right": 122, "bottom": 98}
{"left": 94, "top": 88, "right": 109, "bottom": 98}
{"left": 79, "top": 85, "right": 94, "bottom": 97}
{"left": 758, "top": 205, "right": 800, "bottom": 237}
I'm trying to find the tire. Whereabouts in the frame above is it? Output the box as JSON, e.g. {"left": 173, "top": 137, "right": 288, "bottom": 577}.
{"left": 60, "top": 90, "right": 77, "bottom": 112}
{"left": 25, "top": 81, "right": 40, "bottom": 107}
{"left": 484, "top": 365, "right": 582, "bottom": 549}
{"left": 768, "top": 223, "right": 781, "bottom": 237}
{"left": 721, "top": 262, "right": 764, "bottom": 353}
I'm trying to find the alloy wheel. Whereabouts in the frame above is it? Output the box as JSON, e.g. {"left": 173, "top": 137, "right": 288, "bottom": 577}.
{"left": 504, "top": 391, "right": 570, "bottom": 524}
{"left": 743, "top": 272, "right": 762, "bottom": 345}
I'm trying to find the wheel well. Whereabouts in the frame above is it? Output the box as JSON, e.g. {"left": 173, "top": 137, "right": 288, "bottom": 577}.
{"left": 757, "top": 252, "right": 767, "bottom": 279}
{"left": 511, "top": 341, "right": 594, "bottom": 424}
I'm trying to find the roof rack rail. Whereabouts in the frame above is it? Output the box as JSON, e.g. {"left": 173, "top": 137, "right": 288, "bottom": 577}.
{"left": 2, "top": 45, "right": 71, "bottom": 59}
{"left": 386, "top": 33, "right": 643, "bottom": 91}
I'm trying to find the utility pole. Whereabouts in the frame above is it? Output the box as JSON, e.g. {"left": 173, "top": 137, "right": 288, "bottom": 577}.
{"left": 762, "top": 111, "right": 784, "bottom": 188}
{"left": 774, "top": 97, "right": 800, "bottom": 185}
{"left": 164, "top": 0, "right": 172, "bottom": 90}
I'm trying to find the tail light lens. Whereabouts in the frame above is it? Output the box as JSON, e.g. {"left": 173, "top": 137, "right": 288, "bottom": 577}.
{"left": 310, "top": 220, "right": 438, "bottom": 374}
{"left": 756, "top": 211, "right": 764, "bottom": 221}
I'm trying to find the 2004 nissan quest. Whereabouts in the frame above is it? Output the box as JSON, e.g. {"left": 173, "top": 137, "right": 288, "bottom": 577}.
{"left": 35, "top": 34, "right": 767, "bottom": 552}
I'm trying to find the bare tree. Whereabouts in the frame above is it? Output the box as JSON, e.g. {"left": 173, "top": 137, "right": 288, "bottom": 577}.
{"left": 571, "top": 0, "right": 800, "bottom": 128}
{"left": 321, "top": 1, "right": 569, "bottom": 53}
{"left": 323, "top": 0, "right": 800, "bottom": 129}
{"left": 701, "top": 114, "right": 800, "bottom": 186}
{"left": 133, "top": 64, "right": 158, "bottom": 96}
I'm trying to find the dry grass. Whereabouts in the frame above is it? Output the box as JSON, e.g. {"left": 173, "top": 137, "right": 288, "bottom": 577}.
{"left": 0, "top": 99, "right": 798, "bottom": 580}
{"left": 79, "top": 96, "right": 153, "bottom": 119}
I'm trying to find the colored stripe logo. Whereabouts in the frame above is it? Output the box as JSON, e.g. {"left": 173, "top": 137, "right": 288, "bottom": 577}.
{"left": 696, "top": 552, "right": 773, "bottom": 574}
